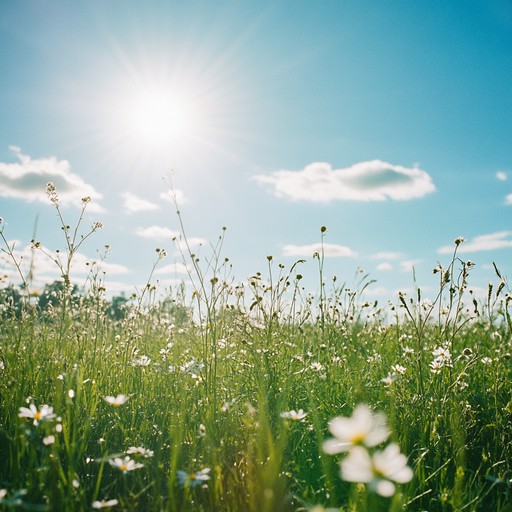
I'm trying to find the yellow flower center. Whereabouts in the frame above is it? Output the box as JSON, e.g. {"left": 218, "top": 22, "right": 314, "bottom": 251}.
{"left": 120, "top": 464, "right": 128, "bottom": 471}
{"left": 34, "top": 411, "right": 42, "bottom": 421}
{"left": 351, "top": 433, "right": 366, "bottom": 444}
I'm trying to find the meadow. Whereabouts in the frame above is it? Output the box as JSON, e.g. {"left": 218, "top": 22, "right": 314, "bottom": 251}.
{"left": 0, "top": 189, "right": 511, "bottom": 511}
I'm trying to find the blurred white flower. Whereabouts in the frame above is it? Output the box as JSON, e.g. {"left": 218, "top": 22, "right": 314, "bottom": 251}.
{"left": 108, "top": 456, "right": 143, "bottom": 473}
{"left": 280, "top": 409, "right": 308, "bottom": 422}
{"left": 92, "top": 499, "right": 119, "bottom": 509}
{"left": 176, "top": 467, "right": 211, "bottom": 487}
{"left": 126, "top": 446, "right": 154, "bottom": 458}
{"left": 341, "top": 443, "right": 413, "bottom": 497}
{"left": 43, "top": 435, "right": 55, "bottom": 446}
{"left": 323, "top": 404, "right": 389, "bottom": 454}
{"left": 104, "top": 395, "right": 128, "bottom": 407}
{"left": 19, "top": 404, "right": 56, "bottom": 426}
{"left": 132, "top": 355, "right": 151, "bottom": 367}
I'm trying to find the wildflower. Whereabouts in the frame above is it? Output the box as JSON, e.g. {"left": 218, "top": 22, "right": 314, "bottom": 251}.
{"left": 280, "top": 409, "right": 307, "bottom": 422}
{"left": 481, "top": 357, "right": 493, "bottom": 364}
{"left": 104, "top": 395, "right": 128, "bottom": 407}
{"left": 432, "top": 345, "right": 451, "bottom": 360}
{"left": 340, "top": 443, "right": 413, "bottom": 497}
{"left": 132, "top": 355, "right": 151, "bottom": 367}
{"left": 310, "top": 362, "right": 324, "bottom": 372}
{"left": 108, "top": 456, "right": 143, "bottom": 473}
{"left": 391, "top": 364, "right": 406, "bottom": 375}
{"left": 323, "top": 404, "right": 389, "bottom": 454}
{"left": 68, "top": 389, "right": 75, "bottom": 399}
{"left": 92, "top": 499, "right": 119, "bottom": 509}
{"left": 380, "top": 373, "right": 396, "bottom": 386}
{"left": 0, "top": 489, "right": 6, "bottom": 500}
{"left": 429, "top": 359, "right": 444, "bottom": 374}
{"left": 126, "top": 446, "right": 154, "bottom": 458}
{"left": 18, "top": 404, "right": 56, "bottom": 426}
{"left": 176, "top": 468, "right": 211, "bottom": 488}
{"left": 43, "top": 435, "right": 55, "bottom": 446}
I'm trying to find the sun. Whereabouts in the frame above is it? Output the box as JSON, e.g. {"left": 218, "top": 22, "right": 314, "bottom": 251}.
{"left": 124, "top": 86, "right": 196, "bottom": 150}
{"left": 97, "top": 56, "right": 236, "bottom": 171}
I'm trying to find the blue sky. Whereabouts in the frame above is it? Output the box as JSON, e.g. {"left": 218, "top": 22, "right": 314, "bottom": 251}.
{"left": 1, "top": 0, "right": 511, "bottom": 303}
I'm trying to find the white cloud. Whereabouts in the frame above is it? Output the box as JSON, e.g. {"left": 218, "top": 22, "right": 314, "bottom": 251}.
{"left": 69, "top": 252, "right": 130, "bottom": 276}
{"left": 376, "top": 262, "right": 393, "bottom": 271}
{"left": 505, "top": 194, "right": 512, "bottom": 205}
{"left": 251, "top": 160, "right": 435, "bottom": 202}
{"left": 179, "top": 237, "right": 206, "bottom": 248}
{"left": 134, "top": 226, "right": 205, "bottom": 250}
{"left": 496, "top": 171, "right": 507, "bottom": 181}
{"left": 121, "top": 192, "right": 160, "bottom": 213}
{"left": 0, "top": 146, "right": 104, "bottom": 211}
{"left": 400, "top": 260, "right": 421, "bottom": 273}
{"left": 135, "top": 225, "right": 179, "bottom": 240}
{"left": 438, "top": 231, "right": 512, "bottom": 254}
{"left": 0, "top": 240, "right": 129, "bottom": 291}
{"left": 282, "top": 242, "right": 356, "bottom": 258}
{"left": 160, "top": 189, "right": 188, "bottom": 204}
{"left": 154, "top": 262, "right": 190, "bottom": 275}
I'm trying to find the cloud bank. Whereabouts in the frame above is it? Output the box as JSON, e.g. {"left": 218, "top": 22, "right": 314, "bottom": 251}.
{"left": 134, "top": 224, "right": 206, "bottom": 249}
{"left": 135, "top": 226, "right": 179, "bottom": 240}
{"left": 282, "top": 242, "right": 356, "bottom": 258}
{"left": 0, "top": 146, "right": 103, "bottom": 210}
{"left": 438, "top": 232, "right": 512, "bottom": 254}
{"left": 121, "top": 192, "right": 160, "bottom": 213}
{"left": 251, "top": 160, "right": 435, "bottom": 202}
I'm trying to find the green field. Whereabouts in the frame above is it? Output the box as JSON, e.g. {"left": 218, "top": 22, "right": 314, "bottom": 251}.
{"left": 1, "top": 196, "right": 511, "bottom": 511}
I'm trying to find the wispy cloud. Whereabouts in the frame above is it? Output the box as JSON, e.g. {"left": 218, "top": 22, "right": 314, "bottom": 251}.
{"left": 251, "top": 160, "right": 435, "bottom": 202}
{"left": 0, "top": 240, "right": 129, "bottom": 290}
{"left": 0, "top": 146, "right": 104, "bottom": 211}
{"left": 505, "top": 194, "right": 512, "bottom": 205}
{"left": 400, "top": 260, "right": 422, "bottom": 273}
{"left": 154, "top": 262, "right": 189, "bottom": 275}
{"left": 160, "top": 189, "right": 188, "bottom": 205}
{"left": 376, "top": 262, "right": 393, "bottom": 271}
{"left": 496, "top": 171, "right": 507, "bottom": 181}
{"left": 135, "top": 225, "right": 178, "bottom": 240}
{"left": 438, "top": 232, "right": 512, "bottom": 254}
{"left": 121, "top": 192, "right": 160, "bottom": 213}
{"left": 134, "top": 225, "right": 205, "bottom": 248}
{"left": 282, "top": 242, "right": 356, "bottom": 258}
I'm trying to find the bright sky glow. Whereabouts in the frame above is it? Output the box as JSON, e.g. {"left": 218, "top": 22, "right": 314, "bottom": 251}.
{"left": 0, "top": 1, "right": 511, "bottom": 303}
{"left": 126, "top": 88, "right": 194, "bottom": 145}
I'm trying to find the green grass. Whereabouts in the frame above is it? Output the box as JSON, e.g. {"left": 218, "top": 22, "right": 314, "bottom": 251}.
{"left": 0, "top": 193, "right": 511, "bottom": 511}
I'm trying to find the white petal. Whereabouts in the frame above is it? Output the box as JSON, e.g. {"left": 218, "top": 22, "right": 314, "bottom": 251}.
{"left": 340, "top": 446, "right": 373, "bottom": 483}
{"left": 374, "top": 479, "right": 396, "bottom": 497}
{"left": 323, "top": 438, "right": 351, "bottom": 454}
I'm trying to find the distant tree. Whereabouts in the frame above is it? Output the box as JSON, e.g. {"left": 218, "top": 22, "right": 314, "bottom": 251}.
{"left": 37, "top": 280, "right": 81, "bottom": 311}
{"left": 159, "top": 296, "right": 191, "bottom": 326}
{"left": 0, "top": 285, "right": 23, "bottom": 319}
{"left": 107, "top": 294, "right": 130, "bottom": 321}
